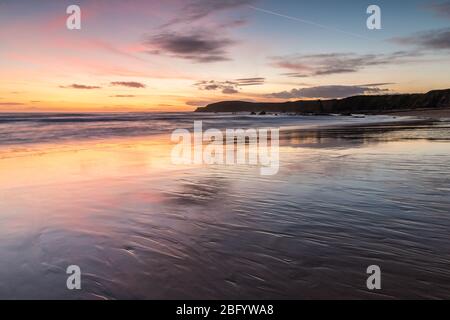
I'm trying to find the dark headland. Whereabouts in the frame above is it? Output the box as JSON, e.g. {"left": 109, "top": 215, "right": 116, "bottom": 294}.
{"left": 195, "top": 89, "right": 450, "bottom": 115}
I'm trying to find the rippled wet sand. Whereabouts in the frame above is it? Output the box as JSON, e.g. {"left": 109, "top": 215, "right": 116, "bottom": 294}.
{"left": 0, "top": 122, "right": 450, "bottom": 299}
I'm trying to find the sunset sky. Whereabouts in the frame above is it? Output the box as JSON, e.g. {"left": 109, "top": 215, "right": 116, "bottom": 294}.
{"left": 1, "top": 0, "right": 450, "bottom": 112}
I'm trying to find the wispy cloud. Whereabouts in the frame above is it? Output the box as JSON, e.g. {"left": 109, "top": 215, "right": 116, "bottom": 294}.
{"left": 110, "top": 81, "right": 146, "bottom": 88}
{"left": 0, "top": 102, "right": 25, "bottom": 106}
{"left": 235, "top": 77, "right": 266, "bottom": 86}
{"left": 425, "top": 1, "right": 450, "bottom": 19}
{"left": 144, "top": 32, "right": 235, "bottom": 63}
{"left": 60, "top": 84, "right": 101, "bottom": 90}
{"left": 162, "top": 0, "right": 256, "bottom": 27}
{"left": 392, "top": 28, "right": 450, "bottom": 50}
{"left": 273, "top": 51, "right": 422, "bottom": 77}
{"left": 249, "top": 5, "right": 370, "bottom": 40}
{"left": 267, "top": 84, "right": 390, "bottom": 99}
{"left": 195, "top": 78, "right": 265, "bottom": 94}
{"left": 195, "top": 80, "right": 239, "bottom": 94}
{"left": 110, "top": 95, "right": 136, "bottom": 98}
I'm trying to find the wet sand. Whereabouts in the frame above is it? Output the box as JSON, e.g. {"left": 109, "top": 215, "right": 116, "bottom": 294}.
{"left": 0, "top": 118, "right": 450, "bottom": 299}
{"left": 382, "top": 108, "right": 450, "bottom": 119}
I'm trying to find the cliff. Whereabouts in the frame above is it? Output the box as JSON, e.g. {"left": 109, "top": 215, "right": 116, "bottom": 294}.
{"left": 195, "top": 89, "right": 450, "bottom": 114}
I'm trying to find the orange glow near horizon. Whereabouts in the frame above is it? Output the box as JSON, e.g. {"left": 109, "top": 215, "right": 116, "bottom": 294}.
{"left": 1, "top": 1, "right": 450, "bottom": 112}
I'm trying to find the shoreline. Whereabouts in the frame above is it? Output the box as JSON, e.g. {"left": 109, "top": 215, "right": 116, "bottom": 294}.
{"left": 378, "top": 108, "right": 450, "bottom": 119}
{"left": 0, "top": 117, "right": 441, "bottom": 158}
{"left": 278, "top": 118, "right": 440, "bottom": 141}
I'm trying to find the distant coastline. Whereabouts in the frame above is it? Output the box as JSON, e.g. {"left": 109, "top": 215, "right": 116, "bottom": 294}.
{"left": 195, "top": 89, "right": 450, "bottom": 117}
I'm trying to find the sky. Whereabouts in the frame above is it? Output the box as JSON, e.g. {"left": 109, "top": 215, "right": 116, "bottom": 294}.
{"left": 0, "top": 0, "right": 449, "bottom": 112}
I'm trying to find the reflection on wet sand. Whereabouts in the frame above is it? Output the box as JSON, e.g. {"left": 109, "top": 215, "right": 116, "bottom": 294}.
{"left": 281, "top": 120, "right": 450, "bottom": 149}
{"left": 0, "top": 122, "right": 450, "bottom": 299}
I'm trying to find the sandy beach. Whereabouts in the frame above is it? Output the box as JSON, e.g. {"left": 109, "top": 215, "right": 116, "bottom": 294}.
{"left": 1, "top": 113, "right": 450, "bottom": 299}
